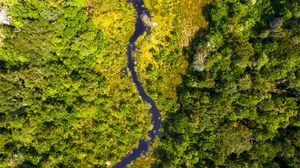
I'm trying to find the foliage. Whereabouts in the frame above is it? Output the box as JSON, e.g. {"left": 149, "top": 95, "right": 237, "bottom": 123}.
{"left": 156, "top": 0, "right": 300, "bottom": 167}
{"left": 0, "top": 0, "right": 150, "bottom": 167}
{"left": 132, "top": 0, "right": 212, "bottom": 124}
{"left": 1, "top": 0, "right": 299, "bottom": 167}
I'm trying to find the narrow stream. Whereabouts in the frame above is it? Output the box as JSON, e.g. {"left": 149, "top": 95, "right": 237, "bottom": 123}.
{"left": 113, "top": 0, "right": 161, "bottom": 167}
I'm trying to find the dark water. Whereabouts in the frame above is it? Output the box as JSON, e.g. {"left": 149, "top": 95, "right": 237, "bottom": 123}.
{"left": 113, "top": 0, "right": 161, "bottom": 167}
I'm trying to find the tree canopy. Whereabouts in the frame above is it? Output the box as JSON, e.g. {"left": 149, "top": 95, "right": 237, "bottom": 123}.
{"left": 0, "top": 0, "right": 299, "bottom": 167}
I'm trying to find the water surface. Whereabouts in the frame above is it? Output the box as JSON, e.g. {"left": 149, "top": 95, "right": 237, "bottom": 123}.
{"left": 113, "top": 0, "right": 161, "bottom": 167}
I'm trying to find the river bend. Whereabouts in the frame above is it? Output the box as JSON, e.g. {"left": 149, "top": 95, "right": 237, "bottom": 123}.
{"left": 112, "top": 0, "right": 161, "bottom": 167}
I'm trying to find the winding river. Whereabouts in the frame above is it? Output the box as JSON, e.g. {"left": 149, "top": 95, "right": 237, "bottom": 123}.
{"left": 113, "top": 0, "right": 161, "bottom": 167}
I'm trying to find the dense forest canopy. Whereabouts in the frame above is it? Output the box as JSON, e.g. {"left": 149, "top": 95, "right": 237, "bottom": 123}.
{"left": 0, "top": 0, "right": 150, "bottom": 167}
{"left": 0, "top": 0, "right": 299, "bottom": 167}
{"left": 155, "top": 0, "right": 300, "bottom": 167}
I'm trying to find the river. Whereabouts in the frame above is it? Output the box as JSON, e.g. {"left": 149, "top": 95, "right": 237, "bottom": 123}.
{"left": 112, "top": 0, "right": 161, "bottom": 167}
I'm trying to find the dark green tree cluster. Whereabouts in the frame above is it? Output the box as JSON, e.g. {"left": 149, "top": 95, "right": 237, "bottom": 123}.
{"left": 157, "top": 0, "right": 300, "bottom": 167}
{"left": 0, "top": 1, "right": 150, "bottom": 167}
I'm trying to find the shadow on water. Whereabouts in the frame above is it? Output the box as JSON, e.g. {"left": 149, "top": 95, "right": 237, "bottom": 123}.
{"left": 113, "top": 0, "right": 161, "bottom": 167}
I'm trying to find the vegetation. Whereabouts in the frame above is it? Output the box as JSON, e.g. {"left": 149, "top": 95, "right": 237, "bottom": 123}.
{"left": 156, "top": 0, "right": 300, "bottom": 167}
{"left": 135, "top": 0, "right": 211, "bottom": 120}
{"left": 0, "top": 0, "right": 150, "bottom": 167}
{"left": 0, "top": 0, "right": 299, "bottom": 167}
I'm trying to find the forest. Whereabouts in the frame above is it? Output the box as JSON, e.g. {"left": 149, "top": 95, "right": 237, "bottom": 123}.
{"left": 0, "top": 0, "right": 299, "bottom": 167}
